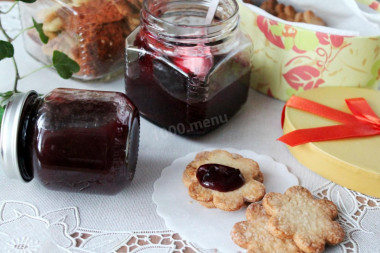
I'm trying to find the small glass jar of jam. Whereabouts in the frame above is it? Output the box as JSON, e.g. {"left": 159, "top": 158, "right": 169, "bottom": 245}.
{"left": 0, "top": 88, "right": 140, "bottom": 194}
{"left": 19, "top": 0, "right": 143, "bottom": 80}
{"left": 125, "top": 0, "right": 252, "bottom": 135}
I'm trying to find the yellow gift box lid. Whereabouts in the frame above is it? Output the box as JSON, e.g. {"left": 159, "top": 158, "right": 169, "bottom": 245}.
{"left": 283, "top": 87, "right": 380, "bottom": 197}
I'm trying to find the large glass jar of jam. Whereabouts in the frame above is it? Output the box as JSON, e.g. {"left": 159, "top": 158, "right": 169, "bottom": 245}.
{"left": 125, "top": 0, "right": 252, "bottom": 135}
{"left": 0, "top": 88, "right": 140, "bottom": 194}
{"left": 19, "top": 0, "right": 143, "bottom": 80}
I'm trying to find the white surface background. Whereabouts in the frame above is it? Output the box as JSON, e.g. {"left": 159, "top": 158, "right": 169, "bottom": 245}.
{"left": 0, "top": 3, "right": 379, "bottom": 252}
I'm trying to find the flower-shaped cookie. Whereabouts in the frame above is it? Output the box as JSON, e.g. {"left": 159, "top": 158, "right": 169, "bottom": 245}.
{"left": 231, "top": 204, "right": 302, "bottom": 253}
{"left": 183, "top": 150, "right": 266, "bottom": 211}
{"left": 263, "top": 186, "right": 345, "bottom": 253}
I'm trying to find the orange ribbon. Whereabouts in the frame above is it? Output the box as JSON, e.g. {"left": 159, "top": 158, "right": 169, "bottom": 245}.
{"left": 278, "top": 96, "right": 380, "bottom": 147}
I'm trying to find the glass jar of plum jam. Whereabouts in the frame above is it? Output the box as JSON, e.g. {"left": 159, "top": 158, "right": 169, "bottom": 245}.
{"left": 125, "top": 0, "right": 252, "bottom": 135}
{"left": 0, "top": 88, "right": 140, "bottom": 194}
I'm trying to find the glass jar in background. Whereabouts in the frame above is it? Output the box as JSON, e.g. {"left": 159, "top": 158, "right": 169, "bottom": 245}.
{"left": 0, "top": 89, "right": 140, "bottom": 194}
{"left": 125, "top": 0, "right": 252, "bottom": 135}
{"left": 19, "top": 0, "right": 143, "bottom": 80}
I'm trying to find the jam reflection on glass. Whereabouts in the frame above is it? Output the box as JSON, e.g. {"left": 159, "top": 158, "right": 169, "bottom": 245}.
{"left": 125, "top": 28, "right": 251, "bottom": 135}
{"left": 196, "top": 164, "right": 245, "bottom": 192}
{"left": 21, "top": 89, "right": 139, "bottom": 194}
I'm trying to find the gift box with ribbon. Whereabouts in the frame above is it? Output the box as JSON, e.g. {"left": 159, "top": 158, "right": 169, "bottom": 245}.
{"left": 279, "top": 87, "right": 380, "bottom": 197}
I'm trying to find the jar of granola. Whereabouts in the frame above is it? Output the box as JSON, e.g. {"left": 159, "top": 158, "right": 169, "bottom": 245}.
{"left": 19, "top": 0, "right": 143, "bottom": 80}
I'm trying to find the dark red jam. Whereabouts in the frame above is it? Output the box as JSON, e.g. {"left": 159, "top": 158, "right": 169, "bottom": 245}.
{"left": 196, "top": 164, "right": 245, "bottom": 192}
{"left": 125, "top": 30, "right": 250, "bottom": 135}
{"left": 18, "top": 88, "right": 139, "bottom": 194}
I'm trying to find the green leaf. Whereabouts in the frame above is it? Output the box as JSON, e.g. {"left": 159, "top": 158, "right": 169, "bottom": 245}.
{"left": 0, "top": 91, "right": 14, "bottom": 98}
{"left": 52, "top": 50, "right": 80, "bottom": 79}
{"left": 0, "top": 106, "right": 4, "bottom": 129}
{"left": 269, "top": 25, "right": 283, "bottom": 36}
{"left": 366, "top": 78, "right": 376, "bottom": 88}
{"left": 32, "top": 18, "right": 49, "bottom": 44}
{"left": 370, "top": 59, "right": 380, "bottom": 76}
{"left": 16, "top": 0, "right": 37, "bottom": 3}
{"left": 0, "top": 40, "right": 14, "bottom": 61}
{"left": 0, "top": 91, "right": 14, "bottom": 106}
{"left": 294, "top": 32, "right": 319, "bottom": 51}
{"left": 286, "top": 87, "right": 304, "bottom": 98}
{"left": 284, "top": 37, "right": 294, "bottom": 51}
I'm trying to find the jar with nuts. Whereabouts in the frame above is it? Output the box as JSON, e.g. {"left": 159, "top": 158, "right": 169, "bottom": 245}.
{"left": 19, "top": 0, "right": 143, "bottom": 81}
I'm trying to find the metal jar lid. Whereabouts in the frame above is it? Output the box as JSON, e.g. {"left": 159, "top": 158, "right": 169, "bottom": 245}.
{"left": 0, "top": 91, "right": 37, "bottom": 181}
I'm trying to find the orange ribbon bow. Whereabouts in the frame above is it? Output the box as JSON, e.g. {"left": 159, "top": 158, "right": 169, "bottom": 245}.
{"left": 278, "top": 96, "right": 380, "bottom": 147}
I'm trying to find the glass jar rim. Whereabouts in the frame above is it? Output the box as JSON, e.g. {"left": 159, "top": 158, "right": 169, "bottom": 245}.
{"left": 142, "top": 0, "right": 239, "bottom": 29}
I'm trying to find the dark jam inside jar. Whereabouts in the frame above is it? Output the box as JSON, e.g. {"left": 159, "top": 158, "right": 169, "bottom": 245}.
{"left": 125, "top": 0, "right": 252, "bottom": 136}
{"left": 29, "top": 89, "right": 139, "bottom": 194}
{"left": 125, "top": 31, "right": 250, "bottom": 135}
{"left": 196, "top": 163, "right": 245, "bottom": 192}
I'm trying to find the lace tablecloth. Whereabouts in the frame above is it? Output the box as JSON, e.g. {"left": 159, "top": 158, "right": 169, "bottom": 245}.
{"left": 0, "top": 2, "right": 379, "bottom": 253}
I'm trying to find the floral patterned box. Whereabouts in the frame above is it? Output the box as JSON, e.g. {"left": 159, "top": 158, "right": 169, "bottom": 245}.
{"left": 239, "top": 0, "right": 380, "bottom": 101}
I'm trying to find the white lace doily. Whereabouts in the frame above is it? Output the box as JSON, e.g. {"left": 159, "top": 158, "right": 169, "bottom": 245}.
{"left": 314, "top": 183, "right": 380, "bottom": 253}
{"left": 0, "top": 200, "right": 208, "bottom": 253}
{"left": 0, "top": 183, "right": 379, "bottom": 253}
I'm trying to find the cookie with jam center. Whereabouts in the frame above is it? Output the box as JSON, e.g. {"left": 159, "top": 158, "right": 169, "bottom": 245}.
{"left": 183, "top": 150, "right": 266, "bottom": 211}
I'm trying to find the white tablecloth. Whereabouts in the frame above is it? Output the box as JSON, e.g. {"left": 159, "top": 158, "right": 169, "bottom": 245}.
{"left": 0, "top": 2, "right": 379, "bottom": 252}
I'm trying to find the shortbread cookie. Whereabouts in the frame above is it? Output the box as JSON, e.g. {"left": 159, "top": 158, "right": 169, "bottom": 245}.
{"left": 303, "top": 10, "right": 326, "bottom": 26}
{"left": 259, "top": 0, "right": 277, "bottom": 15}
{"left": 294, "top": 12, "right": 304, "bottom": 22}
{"left": 263, "top": 186, "right": 345, "bottom": 253}
{"left": 183, "top": 150, "right": 265, "bottom": 211}
{"left": 231, "top": 204, "right": 302, "bottom": 253}
{"left": 294, "top": 10, "right": 326, "bottom": 26}
{"left": 275, "top": 4, "right": 296, "bottom": 22}
{"left": 258, "top": 0, "right": 326, "bottom": 26}
{"left": 198, "top": 171, "right": 264, "bottom": 209}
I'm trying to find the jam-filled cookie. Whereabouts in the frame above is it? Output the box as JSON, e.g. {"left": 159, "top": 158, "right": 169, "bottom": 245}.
{"left": 183, "top": 150, "right": 266, "bottom": 211}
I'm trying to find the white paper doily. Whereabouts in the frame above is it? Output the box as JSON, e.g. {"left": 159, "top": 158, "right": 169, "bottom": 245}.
{"left": 152, "top": 148, "right": 299, "bottom": 253}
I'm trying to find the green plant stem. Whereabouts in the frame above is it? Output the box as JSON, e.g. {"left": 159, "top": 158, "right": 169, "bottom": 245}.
{"left": 0, "top": 1, "right": 17, "bottom": 15}
{"left": 20, "top": 64, "right": 53, "bottom": 80}
{"left": 11, "top": 56, "right": 20, "bottom": 93}
{"left": 0, "top": 16, "right": 12, "bottom": 42}
{"left": 0, "top": 3, "right": 24, "bottom": 94}
{"left": 12, "top": 26, "right": 34, "bottom": 42}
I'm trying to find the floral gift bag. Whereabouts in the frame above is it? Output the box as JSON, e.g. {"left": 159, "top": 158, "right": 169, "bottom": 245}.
{"left": 239, "top": 0, "right": 380, "bottom": 101}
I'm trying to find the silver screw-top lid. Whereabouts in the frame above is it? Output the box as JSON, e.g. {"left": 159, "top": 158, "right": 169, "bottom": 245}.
{"left": 0, "top": 91, "right": 37, "bottom": 181}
